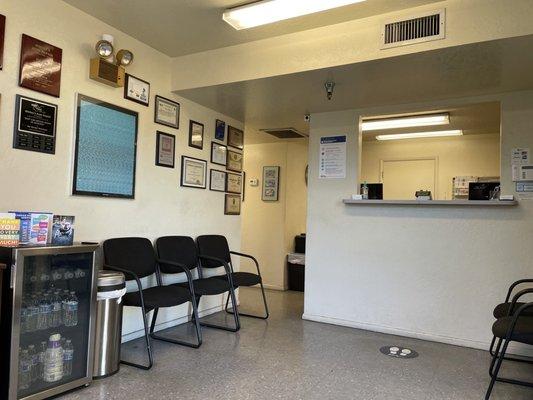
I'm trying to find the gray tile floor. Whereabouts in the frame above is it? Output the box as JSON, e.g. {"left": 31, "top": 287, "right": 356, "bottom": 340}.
{"left": 61, "top": 288, "right": 533, "bottom": 400}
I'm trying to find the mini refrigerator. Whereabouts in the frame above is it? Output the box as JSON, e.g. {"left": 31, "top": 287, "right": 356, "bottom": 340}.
{"left": 0, "top": 244, "right": 99, "bottom": 400}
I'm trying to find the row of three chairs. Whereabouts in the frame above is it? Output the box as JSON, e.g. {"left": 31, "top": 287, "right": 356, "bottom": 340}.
{"left": 102, "top": 234, "right": 269, "bottom": 370}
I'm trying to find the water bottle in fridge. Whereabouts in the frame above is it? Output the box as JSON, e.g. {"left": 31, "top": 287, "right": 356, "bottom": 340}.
{"left": 38, "top": 341, "right": 47, "bottom": 381}
{"left": 63, "top": 340, "right": 74, "bottom": 377}
{"left": 26, "top": 296, "right": 40, "bottom": 332}
{"left": 27, "top": 345, "right": 39, "bottom": 383}
{"left": 20, "top": 297, "right": 28, "bottom": 334}
{"left": 49, "top": 291, "right": 62, "bottom": 328}
{"left": 64, "top": 292, "right": 78, "bottom": 327}
{"left": 37, "top": 293, "right": 52, "bottom": 330}
{"left": 43, "top": 334, "right": 63, "bottom": 383}
{"left": 18, "top": 349, "right": 31, "bottom": 390}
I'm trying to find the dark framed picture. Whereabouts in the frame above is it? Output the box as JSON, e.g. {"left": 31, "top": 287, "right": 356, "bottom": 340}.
{"left": 13, "top": 95, "right": 58, "bottom": 154}
{"left": 155, "top": 131, "right": 175, "bottom": 168}
{"left": 227, "top": 149, "right": 243, "bottom": 172}
{"left": 215, "top": 119, "right": 226, "bottom": 141}
{"left": 225, "top": 194, "right": 241, "bottom": 215}
{"left": 226, "top": 172, "right": 242, "bottom": 194}
{"left": 0, "top": 14, "right": 5, "bottom": 70}
{"left": 124, "top": 74, "right": 150, "bottom": 106}
{"left": 19, "top": 34, "right": 62, "bottom": 97}
{"left": 154, "top": 95, "right": 179, "bottom": 129}
{"left": 211, "top": 142, "right": 227, "bottom": 166}
{"left": 73, "top": 94, "right": 138, "bottom": 199}
{"left": 180, "top": 155, "right": 207, "bottom": 189}
{"left": 242, "top": 171, "right": 246, "bottom": 202}
{"left": 262, "top": 166, "right": 280, "bottom": 201}
{"left": 210, "top": 169, "right": 226, "bottom": 192}
{"left": 228, "top": 125, "right": 244, "bottom": 150}
{"left": 189, "top": 120, "right": 204, "bottom": 149}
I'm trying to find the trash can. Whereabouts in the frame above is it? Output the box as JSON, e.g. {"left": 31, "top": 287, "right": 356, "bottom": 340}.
{"left": 93, "top": 270, "right": 126, "bottom": 379}
{"left": 287, "top": 253, "right": 305, "bottom": 292}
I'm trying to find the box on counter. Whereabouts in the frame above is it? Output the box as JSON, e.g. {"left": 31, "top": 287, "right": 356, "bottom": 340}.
{"left": 10, "top": 211, "right": 53, "bottom": 244}
{"left": 51, "top": 215, "right": 75, "bottom": 245}
{"left": 0, "top": 213, "right": 21, "bottom": 246}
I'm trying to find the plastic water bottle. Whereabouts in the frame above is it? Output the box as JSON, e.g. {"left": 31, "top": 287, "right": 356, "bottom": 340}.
{"left": 37, "top": 293, "right": 52, "bottom": 330}
{"left": 38, "top": 341, "right": 47, "bottom": 381}
{"left": 18, "top": 349, "right": 31, "bottom": 390}
{"left": 63, "top": 340, "right": 74, "bottom": 377}
{"left": 50, "top": 291, "right": 62, "bottom": 328}
{"left": 64, "top": 292, "right": 78, "bottom": 327}
{"left": 43, "top": 334, "right": 63, "bottom": 382}
{"left": 26, "top": 296, "right": 40, "bottom": 332}
{"left": 20, "top": 297, "right": 28, "bottom": 334}
{"left": 27, "top": 345, "right": 39, "bottom": 383}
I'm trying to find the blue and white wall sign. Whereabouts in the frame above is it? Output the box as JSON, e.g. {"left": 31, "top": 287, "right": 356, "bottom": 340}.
{"left": 319, "top": 135, "right": 346, "bottom": 179}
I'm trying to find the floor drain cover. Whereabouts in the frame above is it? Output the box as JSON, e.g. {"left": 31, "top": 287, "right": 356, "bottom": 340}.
{"left": 380, "top": 346, "right": 418, "bottom": 359}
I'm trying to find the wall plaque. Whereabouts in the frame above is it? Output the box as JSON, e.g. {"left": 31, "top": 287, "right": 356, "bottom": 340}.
{"left": 19, "top": 34, "right": 63, "bottom": 97}
{"left": 13, "top": 95, "right": 58, "bottom": 154}
{"left": 0, "top": 15, "right": 5, "bottom": 70}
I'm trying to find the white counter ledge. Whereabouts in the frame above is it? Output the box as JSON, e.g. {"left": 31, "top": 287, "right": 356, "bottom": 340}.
{"left": 343, "top": 199, "right": 518, "bottom": 206}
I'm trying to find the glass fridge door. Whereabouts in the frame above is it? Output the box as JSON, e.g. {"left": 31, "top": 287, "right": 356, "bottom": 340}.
{"left": 11, "top": 249, "right": 95, "bottom": 400}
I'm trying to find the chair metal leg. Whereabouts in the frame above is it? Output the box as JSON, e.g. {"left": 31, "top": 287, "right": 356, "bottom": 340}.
{"left": 149, "top": 301, "right": 203, "bottom": 349}
{"left": 225, "top": 281, "right": 269, "bottom": 319}
{"left": 120, "top": 305, "right": 154, "bottom": 370}
{"left": 200, "top": 288, "right": 240, "bottom": 332}
{"left": 486, "top": 338, "right": 510, "bottom": 399}
{"left": 489, "top": 334, "right": 533, "bottom": 364}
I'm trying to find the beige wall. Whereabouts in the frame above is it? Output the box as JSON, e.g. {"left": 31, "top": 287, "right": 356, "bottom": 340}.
{"left": 241, "top": 140, "right": 308, "bottom": 290}
{"left": 0, "top": 0, "right": 243, "bottom": 341}
{"left": 361, "top": 133, "right": 501, "bottom": 200}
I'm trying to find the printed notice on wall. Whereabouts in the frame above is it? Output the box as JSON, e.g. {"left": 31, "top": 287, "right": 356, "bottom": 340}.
{"left": 319, "top": 135, "right": 346, "bottom": 179}
{"left": 511, "top": 147, "right": 530, "bottom": 181}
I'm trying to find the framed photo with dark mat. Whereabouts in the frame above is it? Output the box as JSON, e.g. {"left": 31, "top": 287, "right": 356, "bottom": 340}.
{"left": 227, "top": 149, "right": 243, "bottom": 172}
{"left": 189, "top": 120, "right": 204, "bottom": 149}
{"left": 225, "top": 194, "right": 241, "bottom": 215}
{"left": 154, "top": 95, "right": 179, "bottom": 129}
{"left": 215, "top": 119, "right": 226, "bottom": 141}
{"left": 124, "top": 74, "right": 150, "bottom": 106}
{"left": 211, "top": 142, "right": 227, "bottom": 166}
{"left": 227, "top": 125, "right": 244, "bottom": 150}
{"left": 180, "top": 155, "right": 207, "bottom": 189}
{"left": 155, "top": 131, "right": 175, "bottom": 168}
{"left": 262, "top": 166, "right": 280, "bottom": 201}
{"left": 210, "top": 169, "right": 226, "bottom": 192}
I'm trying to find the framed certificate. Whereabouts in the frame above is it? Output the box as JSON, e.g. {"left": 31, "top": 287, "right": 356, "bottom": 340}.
{"left": 181, "top": 156, "right": 207, "bottom": 189}
{"left": 19, "top": 34, "right": 63, "bottom": 97}
{"left": 155, "top": 131, "right": 175, "bottom": 168}
{"left": 124, "top": 74, "right": 150, "bottom": 106}
{"left": 225, "top": 194, "right": 241, "bottom": 215}
{"left": 228, "top": 126, "right": 244, "bottom": 150}
{"left": 13, "top": 95, "right": 57, "bottom": 154}
{"left": 154, "top": 95, "right": 179, "bottom": 129}
{"left": 215, "top": 119, "right": 226, "bottom": 141}
{"left": 262, "top": 166, "right": 280, "bottom": 201}
{"left": 189, "top": 120, "right": 204, "bottom": 149}
{"left": 210, "top": 169, "right": 226, "bottom": 192}
{"left": 226, "top": 172, "right": 242, "bottom": 194}
{"left": 227, "top": 149, "right": 243, "bottom": 172}
{"left": 211, "top": 142, "right": 227, "bottom": 166}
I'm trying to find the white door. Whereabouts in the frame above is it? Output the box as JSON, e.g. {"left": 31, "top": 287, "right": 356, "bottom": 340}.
{"left": 381, "top": 158, "right": 436, "bottom": 200}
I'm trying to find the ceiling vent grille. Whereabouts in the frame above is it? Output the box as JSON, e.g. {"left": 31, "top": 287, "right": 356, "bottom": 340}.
{"left": 381, "top": 9, "right": 445, "bottom": 49}
{"left": 260, "top": 128, "right": 307, "bottom": 139}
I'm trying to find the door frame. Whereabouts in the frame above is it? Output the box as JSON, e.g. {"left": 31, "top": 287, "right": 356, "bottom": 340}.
{"left": 379, "top": 156, "right": 439, "bottom": 199}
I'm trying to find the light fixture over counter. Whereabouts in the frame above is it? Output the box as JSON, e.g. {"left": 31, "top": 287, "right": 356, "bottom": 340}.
{"left": 375, "top": 129, "right": 463, "bottom": 141}
{"left": 362, "top": 113, "right": 450, "bottom": 131}
{"left": 223, "top": 0, "right": 366, "bottom": 30}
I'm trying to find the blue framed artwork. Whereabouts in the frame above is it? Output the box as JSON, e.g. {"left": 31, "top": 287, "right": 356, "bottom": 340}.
{"left": 73, "top": 94, "right": 138, "bottom": 199}
{"left": 215, "top": 119, "right": 225, "bottom": 141}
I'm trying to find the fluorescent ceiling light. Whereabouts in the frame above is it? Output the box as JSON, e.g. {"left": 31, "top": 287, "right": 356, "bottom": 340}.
{"left": 376, "top": 130, "right": 463, "bottom": 141}
{"left": 223, "top": 0, "right": 367, "bottom": 30}
{"left": 362, "top": 113, "right": 449, "bottom": 131}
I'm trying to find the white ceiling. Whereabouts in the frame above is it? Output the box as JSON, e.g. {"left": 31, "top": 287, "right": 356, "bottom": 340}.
{"left": 61, "top": 0, "right": 439, "bottom": 57}
{"left": 175, "top": 35, "right": 533, "bottom": 143}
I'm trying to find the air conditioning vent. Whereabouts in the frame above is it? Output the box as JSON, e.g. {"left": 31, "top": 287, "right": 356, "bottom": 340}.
{"left": 260, "top": 128, "right": 307, "bottom": 139}
{"left": 381, "top": 9, "right": 445, "bottom": 49}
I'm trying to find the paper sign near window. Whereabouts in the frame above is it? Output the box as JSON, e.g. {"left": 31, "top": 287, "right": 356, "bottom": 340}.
{"left": 319, "top": 135, "right": 346, "bottom": 179}
{"left": 511, "top": 148, "right": 530, "bottom": 181}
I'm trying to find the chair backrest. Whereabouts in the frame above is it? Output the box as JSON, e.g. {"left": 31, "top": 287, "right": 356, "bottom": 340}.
{"left": 196, "top": 235, "right": 231, "bottom": 268}
{"left": 103, "top": 237, "right": 157, "bottom": 279}
{"left": 156, "top": 236, "right": 198, "bottom": 273}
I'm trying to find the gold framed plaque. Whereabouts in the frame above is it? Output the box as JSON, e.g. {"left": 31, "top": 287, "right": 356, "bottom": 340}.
{"left": 225, "top": 194, "right": 241, "bottom": 215}
{"left": 228, "top": 125, "right": 244, "bottom": 150}
{"left": 227, "top": 149, "right": 243, "bottom": 172}
{"left": 226, "top": 172, "right": 242, "bottom": 194}
{"left": 19, "top": 34, "right": 63, "bottom": 97}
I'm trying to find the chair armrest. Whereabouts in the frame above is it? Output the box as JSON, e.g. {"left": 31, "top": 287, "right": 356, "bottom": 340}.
{"left": 156, "top": 258, "right": 197, "bottom": 297}
{"left": 103, "top": 264, "right": 145, "bottom": 307}
{"left": 230, "top": 251, "right": 262, "bottom": 277}
{"left": 505, "top": 279, "right": 533, "bottom": 302}
{"left": 507, "top": 288, "right": 533, "bottom": 316}
{"left": 198, "top": 254, "right": 236, "bottom": 287}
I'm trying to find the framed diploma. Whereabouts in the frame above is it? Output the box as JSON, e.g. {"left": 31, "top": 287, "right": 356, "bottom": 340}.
{"left": 154, "top": 95, "right": 179, "bottom": 129}
{"left": 19, "top": 34, "right": 63, "bottom": 97}
{"left": 262, "top": 166, "right": 280, "bottom": 201}
{"left": 227, "top": 149, "right": 243, "bottom": 172}
{"left": 124, "top": 74, "right": 150, "bottom": 106}
{"left": 225, "top": 194, "right": 241, "bottom": 215}
{"left": 215, "top": 119, "right": 226, "bottom": 141}
{"left": 155, "top": 131, "right": 175, "bottom": 168}
{"left": 226, "top": 172, "right": 242, "bottom": 194}
{"left": 210, "top": 169, "right": 226, "bottom": 192}
{"left": 181, "top": 156, "right": 207, "bottom": 189}
{"left": 211, "top": 142, "right": 227, "bottom": 166}
{"left": 189, "top": 120, "right": 204, "bottom": 149}
{"left": 13, "top": 95, "right": 58, "bottom": 154}
{"left": 0, "top": 15, "right": 5, "bottom": 70}
{"left": 228, "top": 126, "right": 244, "bottom": 150}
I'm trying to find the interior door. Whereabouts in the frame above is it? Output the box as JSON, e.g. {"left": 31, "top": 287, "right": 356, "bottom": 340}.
{"left": 381, "top": 158, "right": 436, "bottom": 200}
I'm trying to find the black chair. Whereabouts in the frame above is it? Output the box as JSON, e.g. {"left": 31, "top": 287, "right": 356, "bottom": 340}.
{"left": 485, "top": 303, "right": 533, "bottom": 399}
{"left": 156, "top": 236, "right": 240, "bottom": 332}
{"left": 103, "top": 237, "right": 202, "bottom": 370}
{"left": 196, "top": 235, "right": 269, "bottom": 319}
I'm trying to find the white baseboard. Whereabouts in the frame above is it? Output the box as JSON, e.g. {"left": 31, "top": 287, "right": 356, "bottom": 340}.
{"left": 302, "top": 313, "right": 533, "bottom": 357}
{"left": 260, "top": 283, "right": 286, "bottom": 291}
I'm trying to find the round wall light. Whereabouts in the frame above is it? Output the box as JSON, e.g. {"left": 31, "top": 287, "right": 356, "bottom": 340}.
{"left": 116, "top": 49, "right": 134, "bottom": 66}
{"left": 95, "top": 40, "right": 114, "bottom": 58}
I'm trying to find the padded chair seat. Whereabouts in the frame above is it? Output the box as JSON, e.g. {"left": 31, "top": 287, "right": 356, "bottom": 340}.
{"left": 122, "top": 285, "right": 191, "bottom": 311}
{"left": 175, "top": 277, "right": 231, "bottom": 296}
{"left": 493, "top": 302, "right": 533, "bottom": 318}
{"left": 493, "top": 316, "right": 533, "bottom": 345}
{"left": 215, "top": 272, "right": 261, "bottom": 287}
